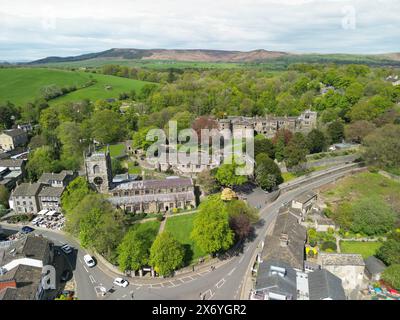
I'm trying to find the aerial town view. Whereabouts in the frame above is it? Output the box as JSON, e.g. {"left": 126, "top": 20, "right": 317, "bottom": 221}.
{"left": 0, "top": 0, "right": 399, "bottom": 311}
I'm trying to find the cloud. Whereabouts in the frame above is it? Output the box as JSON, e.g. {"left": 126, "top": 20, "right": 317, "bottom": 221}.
{"left": 0, "top": 0, "right": 399, "bottom": 60}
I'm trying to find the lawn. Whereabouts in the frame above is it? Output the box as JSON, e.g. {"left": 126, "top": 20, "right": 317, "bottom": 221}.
{"left": 165, "top": 213, "right": 206, "bottom": 265}
{"left": 282, "top": 172, "right": 296, "bottom": 182}
{"left": 0, "top": 67, "right": 153, "bottom": 106}
{"left": 340, "top": 241, "right": 383, "bottom": 259}
{"left": 100, "top": 143, "right": 126, "bottom": 158}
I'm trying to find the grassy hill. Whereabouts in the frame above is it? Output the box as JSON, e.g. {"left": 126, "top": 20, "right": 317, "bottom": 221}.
{"left": 0, "top": 68, "right": 153, "bottom": 106}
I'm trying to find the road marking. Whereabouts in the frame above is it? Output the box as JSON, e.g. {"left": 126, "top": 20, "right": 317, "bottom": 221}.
{"left": 245, "top": 247, "right": 250, "bottom": 252}
{"left": 136, "top": 287, "right": 141, "bottom": 290}
{"left": 239, "top": 256, "right": 244, "bottom": 264}
{"left": 78, "top": 258, "right": 82, "bottom": 264}
{"left": 228, "top": 267, "right": 236, "bottom": 276}
{"left": 83, "top": 266, "right": 89, "bottom": 273}
{"left": 216, "top": 279, "right": 226, "bottom": 289}
{"left": 89, "top": 275, "right": 96, "bottom": 284}
{"left": 122, "top": 294, "right": 127, "bottom": 298}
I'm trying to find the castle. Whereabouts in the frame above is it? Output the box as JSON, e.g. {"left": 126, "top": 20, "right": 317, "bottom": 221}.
{"left": 84, "top": 150, "right": 196, "bottom": 214}
{"left": 218, "top": 110, "right": 317, "bottom": 139}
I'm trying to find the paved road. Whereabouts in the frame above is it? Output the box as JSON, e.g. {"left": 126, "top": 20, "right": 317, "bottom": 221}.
{"left": 0, "top": 167, "right": 357, "bottom": 300}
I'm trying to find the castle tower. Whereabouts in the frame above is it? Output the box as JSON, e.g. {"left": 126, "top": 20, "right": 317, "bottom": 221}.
{"left": 84, "top": 148, "right": 113, "bottom": 193}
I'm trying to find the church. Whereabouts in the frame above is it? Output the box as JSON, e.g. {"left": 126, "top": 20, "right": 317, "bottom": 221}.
{"left": 84, "top": 149, "right": 197, "bottom": 214}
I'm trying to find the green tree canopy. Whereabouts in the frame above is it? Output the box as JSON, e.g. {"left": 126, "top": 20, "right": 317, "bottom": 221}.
{"left": 382, "top": 264, "right": 400, "bottom": 290}
{"left": 191, "top": 195, "right": 235, "bottom": 254}
{"left": 150, "top": 232, "right": 185, "bottom": 276}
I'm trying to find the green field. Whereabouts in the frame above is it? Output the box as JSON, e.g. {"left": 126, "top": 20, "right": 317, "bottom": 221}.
{"left": 340, "top": 241, "right": 383, "bottom": 259}
{"left": 0, "top": 67, "right": 152, "bottom": 106}
{"left": 165, "top": 213, "right": 206, "bottom": 264}
{"left": 100, "top": 143, "right": 126, "bottom": 158}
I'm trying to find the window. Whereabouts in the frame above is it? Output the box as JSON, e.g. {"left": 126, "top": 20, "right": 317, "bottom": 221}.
{"left": 93, "top": 165, "right": 100, "bottom": 174}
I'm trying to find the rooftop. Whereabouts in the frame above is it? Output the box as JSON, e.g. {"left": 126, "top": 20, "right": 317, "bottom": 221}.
{"left": 0, "top": 129, "right": 26, "bottom": 138}
{"left": 293, "top": 191, "right": 317, "bottom": 205}
{"left": 12, "top": 182, "right": 43, "bottom": 197}
{"left": 0, "top": 264, "right": 42, "bottom": 300}
{"left": 364, "top": 256, "right": 387, "bottom": 275}
{"left": 109, "top": 191, "right": 195, "bottom": 205}
{"left": 38, "top": 186, "right": 65, "bottom": 198}
{"left": 0, "top": 159, "right": 25, "bottom": 168}
{"left": 319, "top": 253, "right": 365, "bottom": 267}
{"left": 37, "top": 170, "right": 75, "bottom": 184}
{"left": 308, "top": 269, "right": 346, "bottom": 300}
{"left": 112, "top": 177, "right": 194, "bottom": 191}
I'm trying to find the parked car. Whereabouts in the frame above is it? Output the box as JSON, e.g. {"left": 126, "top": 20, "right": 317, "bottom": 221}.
{"left": 83, "top": 254, "right": 96, "bottom": 268}
{"left": 61, "top": 244, "right": 73, "bottom": 254}
{"left": 60, "top": 270, "right": 71, "bottom": 282}
{"left": 31, "top": 217, "right": 43, "bottom": 225}
{"left": 21, "top": 226, "right": 34, "bottom": 234}
{"left": 113, "top": 278, "right": 129, "bottom": 288}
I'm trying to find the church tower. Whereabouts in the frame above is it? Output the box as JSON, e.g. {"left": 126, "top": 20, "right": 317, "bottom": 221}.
{"left": 84, "top": 147, "right": 113, "bottom": 193}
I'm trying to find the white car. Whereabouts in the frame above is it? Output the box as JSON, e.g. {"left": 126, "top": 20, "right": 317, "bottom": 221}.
{"left": 61, "top": 244, "right": 73, "bottom": 254}
{"left": 113, "top": 278, "right": 129, "bottom": 288}
{"left": 83, "top": 254, "right": 96, "bottom": 268}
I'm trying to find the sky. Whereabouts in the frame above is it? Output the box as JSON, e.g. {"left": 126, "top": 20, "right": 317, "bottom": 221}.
{"left": 0, "top": 0, "right": 399, "bottom": 61}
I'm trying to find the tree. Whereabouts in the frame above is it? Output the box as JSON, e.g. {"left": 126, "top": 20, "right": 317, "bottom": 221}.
{"left": 191, "top": 195, "right": 235, "bottom": 254}
{"left": 345, "top": 120, "right": 376, "bottom": 144}
{"left": 0, "top": 102, "right": 19, "bottom": 130}
{"left": 26, "top": 146, "right": 61, "bottom": 181}
{"left": 132, "top": 126, "right": 158, "bottom": 151}
{"left": 363, "top": 124, "right": 400, "bottom": 170}
{"left": 90, "top": 110, "right": 125, "bottom": 144}
{"left": 254, "top": 135, "right": 275, "bottom": 159}
{"left": 255, "top": 155, "right": 283, "bottom": 191}
{"left": 0, "top": 185, "right": 10, "bottom": 208}
{"left": 327, "top": 120, "right": 345, "bottom": 144}
{"left": 350, "top": 198, "right": 395, "bottom": 236}
{"left": 197, "top": 170, "right": 219, "bottom": 195}
{"left": 214, "top": 161, "right": 248, "bottom": 187}
{"left": 382, "top": 265, "right": 400, "bottom": 290}
{"left": 229, "top": 214, "right": 252, "bottom": 241}
{"left": 191, "top": 116, "right": 219, "bottom": 142}
{"left": 150, "top": 232, "right": 184, "bottom": 276}
{"left": 377, "top": 234, "right": 400, "bottom": 266}
{"left": 117, "top": 225, "right": 155, "bottom": 272}
{"left": 284, "top": 134, "right": 308, "bottom": 169}
{"left": 61, "top": 177, "right": 92, "bottom": 216}
{"left": 307, "top": 129, "right": 327, "bottom": 154}
{"left": 57, "top": 121, "right": 84, "bottom": 170}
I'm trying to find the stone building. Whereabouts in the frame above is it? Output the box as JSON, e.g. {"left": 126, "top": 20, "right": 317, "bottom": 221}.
{"left": 38, "top": 170, "right": 77, "bottom": 188}
{"left": 218, "top": 110, "right": 317, "bottom": 139}
{"left": 10, "top": 183, "right": 43, "bottom": 214}
{"left": 318, "top": 253, "right": 365, "bottom": 294}
{"left": 84, "top": 149, "right": 197, "bottom": 213}
{"left": 0, "top": 129, "right": 28, "bottom": 151}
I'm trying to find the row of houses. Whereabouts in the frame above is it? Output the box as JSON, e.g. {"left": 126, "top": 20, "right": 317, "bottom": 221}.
{"left": 0, "top": 128, "right": 29, "bottom": 152}
{"left": 0, "top": 159, "right": 26, "bottom": 190}
{"left": 251, "top": 191, "right": 347, "bottom": 300}
{"left": 9, "top": 171, "right": 77, "bottom": 214}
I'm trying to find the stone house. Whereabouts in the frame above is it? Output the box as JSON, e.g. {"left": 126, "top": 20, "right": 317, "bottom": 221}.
{"left": 0, "top": 159, "right": 26, "bottom": 190}
{"left": 37, "top": 170, "right": 77, "bottom": 188}
{"left": 38, "top": 186, "right": 65, "bottom": 212}
{"left": 0, "top": 129, "right": 28, "bottom": 151}
{"left": 318, "top": 253, "right": 365, "bottom": 293}
{"left": 9, "top": 183, "right": 43, "bottom": 214}
{"left": 291, "top": 191, "right": 318, "bottom": 215}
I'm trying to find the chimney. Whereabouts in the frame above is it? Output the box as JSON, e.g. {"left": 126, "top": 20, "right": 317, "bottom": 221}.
{"left": 280, "top": 233, "right": 289, "bottom": 247}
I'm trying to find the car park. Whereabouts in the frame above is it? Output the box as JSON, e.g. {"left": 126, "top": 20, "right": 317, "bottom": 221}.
{"left": 113, "top": 278, "right": 129, "bottom": 288}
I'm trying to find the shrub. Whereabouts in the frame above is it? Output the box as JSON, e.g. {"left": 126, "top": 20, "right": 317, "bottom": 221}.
{"left": 321, "top": 241, "right": 337, "bottom": 252}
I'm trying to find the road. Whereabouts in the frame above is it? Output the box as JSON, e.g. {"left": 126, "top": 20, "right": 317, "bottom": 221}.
{"left": 0, "top": 167, "right": 358, "bottom": 300}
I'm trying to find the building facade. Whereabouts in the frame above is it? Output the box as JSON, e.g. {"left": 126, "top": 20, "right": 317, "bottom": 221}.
{"left": 0, "top": 129, "right": 28, "bottom": 151}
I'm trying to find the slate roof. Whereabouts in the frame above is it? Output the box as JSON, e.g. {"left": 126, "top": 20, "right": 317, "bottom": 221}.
{"left": 12, "top": 182, "right": 43, "bottom": 197}
{"left": 112, "top": 177, "right": 194, "bottom": 191}
{"left": 261, "top": 208, "right": 307, "bottom": 270}
{"left": 293, "top": 191, "right": 317, "bottom": 205}
{"left": 319, "top": 253, "right": 365, "bottom": 267}
{"left": 109, "top": 191, "right": 195, "bottom": 205}
{"left": 37, "top": 170, "right": 74, "bottom": 184}
{"left": 308, "top": 269, "right": 346, "bottom": 300}
{"left": 0, "top": 159, "right": 25, "bottom": 168}
{"left": 38, "top": 186, "right": 65, "bottom": 198}
{"left": 0, "top": 264, "right": 42, "bottom": 300}
{"left": 254, "top": 260, "right": 298, "bottom": 300}
{"left": 364, "top": 256, "right": 386, "bottom": 276}
{"left": 1, "top": 129, "right": 26, "bottom": 138}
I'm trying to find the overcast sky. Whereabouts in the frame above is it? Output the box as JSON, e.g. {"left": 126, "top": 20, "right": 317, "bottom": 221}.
{"left": 0, "top": 0, "right": 399, "bottom": 61}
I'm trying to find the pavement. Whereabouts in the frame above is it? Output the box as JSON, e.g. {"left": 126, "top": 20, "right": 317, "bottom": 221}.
{"left": 0, "top": 165, "right": 360, "bottom": 300}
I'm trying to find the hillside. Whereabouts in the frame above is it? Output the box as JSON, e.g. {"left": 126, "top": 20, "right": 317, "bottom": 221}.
{"left": 0, "top": 68, "right": 152, "bottom": 106}
{"left": 28, "top": 48, "right": 289, "bottom": 65}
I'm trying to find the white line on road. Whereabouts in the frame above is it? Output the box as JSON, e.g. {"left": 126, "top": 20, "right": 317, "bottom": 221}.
{"left": 228, "top": 268, "right": 236, "bottom": 276}
{"left": 122, "top": 294, "right": 127, "bottom": 298}
{"left": 216, "top": 279, "right": 226, "bottom": 289}
{"left": 78, "top": 258, "right": 82, "bottom": 264}
{"left": 83, "top": 266, "right": 89, "bottom": 273}
{"left": 239, "top": 256, "right": 244, "bottom": 264}
{"left": 89, "top": 275, "right": 96, "bottom": 284}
